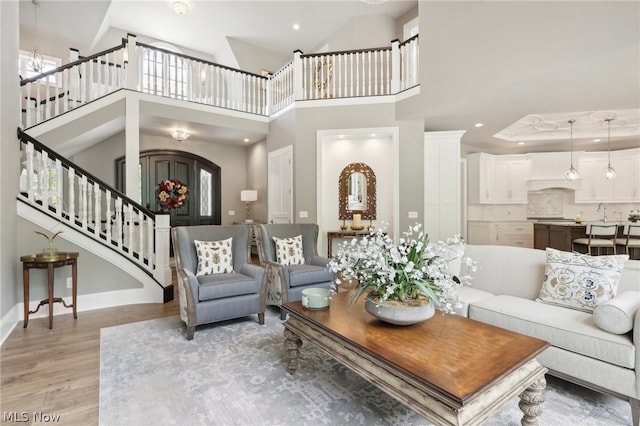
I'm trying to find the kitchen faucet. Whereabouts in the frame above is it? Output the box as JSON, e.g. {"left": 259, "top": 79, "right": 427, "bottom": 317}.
{"left": 597, "top": 203, "right": 608, "bottom": 223}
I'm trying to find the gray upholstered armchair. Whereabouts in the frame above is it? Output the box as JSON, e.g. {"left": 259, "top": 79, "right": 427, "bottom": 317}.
{"left": 171, "top": 225, "right": 266, "bottom": 340}
{"left": 255, "top": 223, "right": 334, "bottom": 319}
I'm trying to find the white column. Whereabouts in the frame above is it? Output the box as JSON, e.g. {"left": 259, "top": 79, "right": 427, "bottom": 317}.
{"left": 390, "top": 39, "right": 400, "bottom": 94}
{"left": 125, "top": 33, "right": 138, "bottom": 91}
{"left": 153, "top": 214, "right": 171, "bottom": 286}
{"left": 125, "top": 95, "right": 140, "bottom": 202}
{"left": 423, "top": 131, "right": 465, "bottom": 241}
{"left": 293, "top": 50, "right": 303, "bottom": 101}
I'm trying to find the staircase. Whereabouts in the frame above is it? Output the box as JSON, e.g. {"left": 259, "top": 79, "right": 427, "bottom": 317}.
{"left": 17, "top": 129, "right": 172, "bottom": 304}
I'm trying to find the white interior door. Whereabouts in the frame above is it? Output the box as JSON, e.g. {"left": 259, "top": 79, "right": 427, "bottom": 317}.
{"left": 268, "top": 145, "right": 293, "bottom": 224}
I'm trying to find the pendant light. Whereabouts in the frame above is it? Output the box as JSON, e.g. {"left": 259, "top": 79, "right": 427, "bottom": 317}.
{"left": 565, "top": 119, "right": 579, "bottom": 181}
{"left": 28, "top": 0, "right": 44, "bottom": 73}
{"left": 603, "top": 118, "right": 616, "bottom": 180}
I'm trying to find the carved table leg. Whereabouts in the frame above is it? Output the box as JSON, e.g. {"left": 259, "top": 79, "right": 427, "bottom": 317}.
{"left": 518, "top": 375, "right": 547, "bottom": 426}
{"left": 284, "top": 328, "right": 302, "bottom": 375}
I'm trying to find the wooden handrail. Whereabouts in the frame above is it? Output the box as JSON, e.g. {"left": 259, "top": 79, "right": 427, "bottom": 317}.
{"left": 301, "top": 46, "right": 392, "bottom": 59}
{"left": 16, "top": 128, "right": 153, "bottom": 218}
{"left": 400, "top": 34, "right": 419, "bottom": 47}
{"left": 136, "top": 41, "right": 268, "bottom": 80}
{"left": 20, "top": 40, "right": 127, "bottom": 86}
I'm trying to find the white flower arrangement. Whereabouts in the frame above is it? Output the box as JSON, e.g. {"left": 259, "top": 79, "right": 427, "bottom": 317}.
{"left": 328, "top": 223, "right": 476, "bottom": 314}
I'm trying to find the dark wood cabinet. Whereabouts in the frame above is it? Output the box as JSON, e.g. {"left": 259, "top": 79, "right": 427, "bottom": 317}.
{"left": 533, "top": 223, "right": 587, "bottom": 252}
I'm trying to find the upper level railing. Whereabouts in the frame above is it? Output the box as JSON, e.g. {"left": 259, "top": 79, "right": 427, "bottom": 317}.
{"left": 20, "top": 34, "right": 419, "bottom": 128}
{"left": 17, "top": 129, "right": 170, "bottom": 285}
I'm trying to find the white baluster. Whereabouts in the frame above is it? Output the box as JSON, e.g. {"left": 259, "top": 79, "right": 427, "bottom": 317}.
{"left": 68, "top": 166, "right": 75, "bottom": 221}
{"left": 105, "top": 189, "right": 112, "bottom": 242}
{"left": 147, "top": 215, "right": 155, "bottom": 267}
{"left": 94, "top": 182, "right": 101, "bottom": 236}
{"left": 24, "top": 142, "right": 34, "bottom": 201}
{"left": 138, "top": 210, "right": 145, "bottom": 262}
{"left": 80, "top": 175, "right": 88, "bottom": 230}
{"left": 115, "top": 197, "right": 123, "bottom": 247}
{"left": 40, "top": 151, "right": 49, "bottom": 202}
{"left": 55, "top": 159, "right": 63, "bottom": 217}
{"left": 127, "top": 204, "right": 135, "bottom": 258}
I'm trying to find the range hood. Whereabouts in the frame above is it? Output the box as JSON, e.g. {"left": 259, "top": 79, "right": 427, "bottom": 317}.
{"left": 526, "top": 178, "right": 581, "bottom": 191}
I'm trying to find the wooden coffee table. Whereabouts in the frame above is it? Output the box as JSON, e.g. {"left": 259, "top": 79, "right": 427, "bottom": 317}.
{"left": 282, "top": 292, "right": 549, "bottom": 426}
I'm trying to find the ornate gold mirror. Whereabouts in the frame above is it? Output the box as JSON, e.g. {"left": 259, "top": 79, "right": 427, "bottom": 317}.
{"left": 339, "top": 162, "right": 376, "bottom": 220}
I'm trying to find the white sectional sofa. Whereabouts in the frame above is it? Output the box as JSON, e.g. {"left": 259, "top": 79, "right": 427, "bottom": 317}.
{"left": 457, "top": 245, "right": 640, "bottom": 425}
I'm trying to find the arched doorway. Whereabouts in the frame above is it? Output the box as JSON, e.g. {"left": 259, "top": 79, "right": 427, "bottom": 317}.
{"left": 116, "top": 150, "right": 221, "bottom": 226}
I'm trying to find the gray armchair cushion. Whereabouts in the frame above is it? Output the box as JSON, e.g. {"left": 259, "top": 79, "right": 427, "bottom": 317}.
{"left": 288, "top": 265, "right": 335, "bottom": 287}
{"left": 197, "top": 272, "right": 262, "bottom": 301}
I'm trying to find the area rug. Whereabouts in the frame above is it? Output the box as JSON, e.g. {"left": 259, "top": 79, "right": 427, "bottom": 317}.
{"left": 99, "top": 309, "right": 632, "bottom": 426}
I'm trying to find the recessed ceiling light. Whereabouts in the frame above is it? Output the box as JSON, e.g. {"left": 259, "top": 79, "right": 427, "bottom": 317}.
{"left": 370, "top": 133, "right": 377, "bottom": 137}
{"left": 243, "top": 138, "right": 250, "bottom": 143}
{"left": 593, "top": 138, "right": 601, "bottom": 142}
{"left": 292, "top": 23, "right": 300, "bottom": 30}
{"left": 474, "top": 123, "right": 484, "bottom": 128}
{"left": 517, "top": 142, "right": 525, "bottom": 145}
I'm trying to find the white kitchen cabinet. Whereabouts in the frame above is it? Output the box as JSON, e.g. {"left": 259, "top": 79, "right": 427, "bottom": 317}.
{"left": 467, "top": 153, "right": 494, "bottom": 204}
{"left": 611, "top": 150, "right": 640, "bottom": 202}
{"left": 492, "top": 157, "right": 530, "bottom": 203}
{"left": 575, "top": 154, "right": 613, "bottom": 203}
{"left": 467, "top": 221, "right": 533, "bottom": 247}
{"left": 468, "top": 153, "right": 529, "bottom": 204}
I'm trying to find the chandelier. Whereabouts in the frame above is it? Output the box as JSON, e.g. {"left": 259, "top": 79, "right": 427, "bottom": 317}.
{"left": 28, "top": 0, "right": 44, "bottom": 73}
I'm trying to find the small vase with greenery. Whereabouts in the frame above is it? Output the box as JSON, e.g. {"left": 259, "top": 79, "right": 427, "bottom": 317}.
{"left": 328, "top": 224, "right": 475, "bottom": 315}
{"left": 629, "top": 210, "right": 640, "bottom": 223}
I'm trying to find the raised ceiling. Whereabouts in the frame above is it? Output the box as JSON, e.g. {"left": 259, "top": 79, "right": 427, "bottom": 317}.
{"left": 18, "top": 1, "right": 640, "bottom": 154}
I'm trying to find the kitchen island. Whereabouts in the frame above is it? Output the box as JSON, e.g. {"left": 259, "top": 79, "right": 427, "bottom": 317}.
{"left": 533, "top": 222, "right": 587, "bottom": 252}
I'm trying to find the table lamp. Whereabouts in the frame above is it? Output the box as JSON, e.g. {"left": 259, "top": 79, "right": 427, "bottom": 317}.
{"left": 240, "top": 190, "right": 258, "bottom": 222}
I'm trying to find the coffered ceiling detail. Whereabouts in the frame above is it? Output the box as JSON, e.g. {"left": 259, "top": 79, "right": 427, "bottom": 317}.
{"left": 495, "top": 109, "right": 640, "bottom": 142}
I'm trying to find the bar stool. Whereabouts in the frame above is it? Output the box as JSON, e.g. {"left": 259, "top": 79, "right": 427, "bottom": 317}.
{"left": 572, "top": 223, "right": 618, "bottom": 255}
{"left": 619, "top": 224, "right": 640, "bottom": 258}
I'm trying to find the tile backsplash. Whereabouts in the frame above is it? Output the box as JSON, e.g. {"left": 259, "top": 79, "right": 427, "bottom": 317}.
{"left": 468, "top": 189, "right": 640, "bottom": 222}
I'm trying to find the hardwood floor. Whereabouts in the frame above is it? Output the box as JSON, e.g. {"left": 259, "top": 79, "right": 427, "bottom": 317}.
{"left": 1, "top": 291, "right": 179, "bottom": 425}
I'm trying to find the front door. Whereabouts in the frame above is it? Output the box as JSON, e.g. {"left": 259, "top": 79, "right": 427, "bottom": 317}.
{"left": 116, "top": 150, "right": 221, "bottom": 227}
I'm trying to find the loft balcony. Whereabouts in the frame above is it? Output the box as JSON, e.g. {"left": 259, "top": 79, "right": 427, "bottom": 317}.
{"left": 20, "top": 34, "right": 419, "bottom": 129}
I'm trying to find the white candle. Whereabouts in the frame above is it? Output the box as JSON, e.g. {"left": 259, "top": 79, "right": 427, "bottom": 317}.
{"left": 352, "top": 213, "right": 362, "bottom": 228}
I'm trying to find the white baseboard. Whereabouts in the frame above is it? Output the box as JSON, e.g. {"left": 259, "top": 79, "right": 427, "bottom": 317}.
{"left": 0, "top": 287, "right": 165, "bottom": 346}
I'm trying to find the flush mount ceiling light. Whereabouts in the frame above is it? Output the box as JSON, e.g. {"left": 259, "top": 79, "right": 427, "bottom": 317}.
{"left": 171, "top": 0, "right": 191, "bottom": 15}
{"left": 361, "top": 0, "right": 388, "bottom": 4}
{"left": 170, "top": 128, "right": 190, "bottom": 142}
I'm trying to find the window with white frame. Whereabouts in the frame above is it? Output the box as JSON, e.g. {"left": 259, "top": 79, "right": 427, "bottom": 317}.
{"left": 140, "top": 43, "right": 189, "bottom": 99}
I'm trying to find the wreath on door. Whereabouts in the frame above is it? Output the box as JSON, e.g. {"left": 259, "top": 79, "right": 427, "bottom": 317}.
{"left": 157, "top": 179, "right": 188, "bottom": 210}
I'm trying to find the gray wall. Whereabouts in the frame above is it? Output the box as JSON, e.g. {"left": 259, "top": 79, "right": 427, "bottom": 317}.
{"left": 71, "top": 132, "right": 251, "bottom": 225}
{"left": 16, "top": 219, "right": 142, "bottom": 301}
{"left": 1, "top": 1, "right": 20, "bottom": 321}
{"left": 246, "top": 139, "right": 268, "bottom": 223}
{"left": 268, "top": 102, "right": 424, "bottom": 229}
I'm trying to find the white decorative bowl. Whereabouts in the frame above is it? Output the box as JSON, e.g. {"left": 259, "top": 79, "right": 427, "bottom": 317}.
{"left": 301, "top": 288, "right": 331, "bottom": 310}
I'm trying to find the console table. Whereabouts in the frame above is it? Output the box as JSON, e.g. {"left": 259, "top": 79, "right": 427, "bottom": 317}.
{"left": 327, "top": 229, "right": 373, "bottom": 257}
{"left": 20, "top": 252, "right": 79, "bottom": 329}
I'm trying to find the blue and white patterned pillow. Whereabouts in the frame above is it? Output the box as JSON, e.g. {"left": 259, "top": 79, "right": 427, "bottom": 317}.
{"left": 537, "top": 248, "right": 629, "bottom": 313}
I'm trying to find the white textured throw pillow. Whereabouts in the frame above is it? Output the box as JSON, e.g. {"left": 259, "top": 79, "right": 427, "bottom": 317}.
{"left": 593, "top": 291, "right": 640, "bottom": 334}
{"left": 537, "top": 248, "right": 628, "bottom": 313}
{"left": 195, "top": 238, "right": 234, "bottom": 276}
{"left": 273, "top": 235, "right": 305, "bottom": 266}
